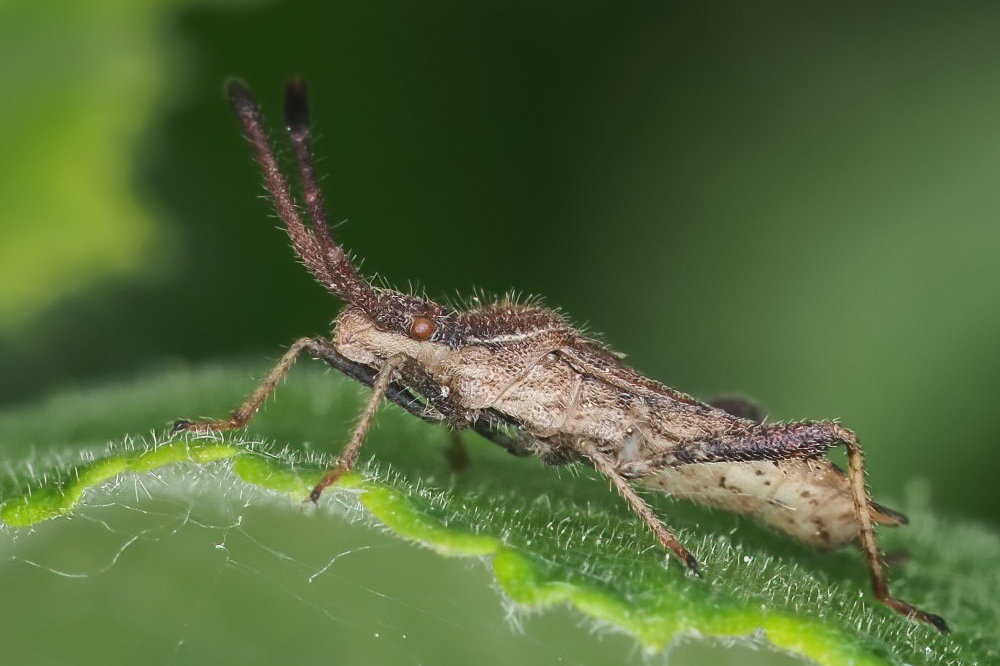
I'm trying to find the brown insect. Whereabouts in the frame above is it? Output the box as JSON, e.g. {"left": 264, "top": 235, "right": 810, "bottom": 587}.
{"left": 173, "top": 79, "right": 949, "bottom": 633}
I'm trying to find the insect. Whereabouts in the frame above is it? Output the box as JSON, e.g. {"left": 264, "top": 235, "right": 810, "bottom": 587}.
{"left": 173, "top": 79, "right": 948, "bottom": 633}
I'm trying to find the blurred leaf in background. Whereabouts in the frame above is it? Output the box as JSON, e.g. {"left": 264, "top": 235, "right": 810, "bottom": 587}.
{"left": 0, "top": 0, "right": 166, "bottom": 331}
{"left": 0, "top": 0, "right": 259, "bottom": 388}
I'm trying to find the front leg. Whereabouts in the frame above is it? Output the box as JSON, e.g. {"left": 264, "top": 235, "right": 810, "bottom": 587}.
{"left": 320, "top": 348, "right": 534, "bottom": 458}
{"left": 172, "top": 337, "right": 332, "bottom": 434}
{"left": 663, "top": 422, "right": 949, "bottom": 633}
{"left": 313, "top": 347, "right": 446, "bottom": 426}
{"left": 173, "top": 337, "right": 447, "bottom": 435}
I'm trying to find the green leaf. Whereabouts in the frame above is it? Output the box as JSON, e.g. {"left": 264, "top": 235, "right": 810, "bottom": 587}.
{"left": 0, "top": 362, "right": 994, "bottom": 665}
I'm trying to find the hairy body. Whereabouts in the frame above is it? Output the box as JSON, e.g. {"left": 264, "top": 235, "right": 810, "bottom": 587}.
{"left": 335, "top": 303, "right": 903, "bottom": 550}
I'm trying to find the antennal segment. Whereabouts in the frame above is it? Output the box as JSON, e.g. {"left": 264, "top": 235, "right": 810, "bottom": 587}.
{"left": 284, "top": 78, "right": 332, "bottom": 246}
{"left": 226, "top": 79, "right": 376, "bottom": 308}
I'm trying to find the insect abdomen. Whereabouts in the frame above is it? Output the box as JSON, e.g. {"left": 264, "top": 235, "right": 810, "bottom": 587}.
{"left": 641, "top": 458, "right": 904, "bottom": 549}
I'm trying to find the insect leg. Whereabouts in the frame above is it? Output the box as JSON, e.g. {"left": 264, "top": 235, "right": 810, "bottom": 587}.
{"left": 323, "top": 350, "right": 534, "bottom": 458}
{"left": 313, "top": 348, "right": 446, "bottom": 426}
{"left": 470, "top": 411, "right": 535, "bottom": 457}
{"left": 832, "top": 425, "right": 949, "bottom": 634}
{"left": 356, "top": 355, "right": 534, "bottom": 457}
{"left": 172, "top": 339, "right": 445, "bottom": 436}
{"left": 172, "top": 337, "right": 334, "bottom": 434}
{"left": 581, "top": 443, "right": 699, "bottom": 575}
{"left": 309, "top": 355, "right": 406, "bottom": 502}
{"left": 667, "top": 422, "right": 949, "bottom": 633}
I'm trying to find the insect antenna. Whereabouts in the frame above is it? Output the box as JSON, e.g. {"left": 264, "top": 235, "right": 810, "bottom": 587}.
{"left": 283, "top": 79, "right": 332, "bottom": 247}
{"left": 226, "top": 79, "right": 377, "bottom": 309}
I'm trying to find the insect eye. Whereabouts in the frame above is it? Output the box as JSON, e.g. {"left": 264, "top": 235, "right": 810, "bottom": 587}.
{"left": 409, "top": 316, "right": 436, "bottom": 341}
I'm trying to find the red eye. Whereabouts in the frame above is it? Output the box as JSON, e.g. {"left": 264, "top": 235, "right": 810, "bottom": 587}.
{"left": 409, "top": 316, "right": 436, "bottom": 341}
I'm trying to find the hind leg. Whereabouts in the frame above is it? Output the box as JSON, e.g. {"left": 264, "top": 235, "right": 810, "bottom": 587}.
{"left": 661, "top": 421, "right": 949, "bottom": 633}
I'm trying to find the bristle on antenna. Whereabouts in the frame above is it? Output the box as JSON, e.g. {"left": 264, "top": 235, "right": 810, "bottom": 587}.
{"left": 226, "top": 79, "right": 376, "bottom": 309}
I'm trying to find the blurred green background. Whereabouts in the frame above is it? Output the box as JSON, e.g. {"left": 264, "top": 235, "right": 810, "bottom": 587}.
{"left": 1, "top": 1, "right": 998, "bottom": 663}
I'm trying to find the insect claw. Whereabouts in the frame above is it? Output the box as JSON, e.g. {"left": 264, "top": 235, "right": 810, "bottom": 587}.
{"left": 684, "top": 553, "right": 702, "bottom": 577}
{"left": 881, "top": 595, "right": 951, "bottom": 633}
{"left": 925, "top": 612, "right": 951, "bottom": 634}
{"left": 170, "top": 419, "right": 192, "bottom": 435}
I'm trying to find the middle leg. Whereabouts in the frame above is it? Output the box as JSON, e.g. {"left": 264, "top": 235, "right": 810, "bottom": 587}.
{"left": 309, "top": 355, "right": 406, "bottom": 501}
{"left": 581, "top": 442, "right": 699, "bottom": 574}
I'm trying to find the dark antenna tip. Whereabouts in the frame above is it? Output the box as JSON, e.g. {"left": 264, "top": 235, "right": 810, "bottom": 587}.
{"left": 284, "top": 78, "right": 310, "bottom": 133}
{"left": 224, "top": 78, "right": 262, "bottom": 128}
{"left": 224, "top": 77, "right": 252, "bottom": 104}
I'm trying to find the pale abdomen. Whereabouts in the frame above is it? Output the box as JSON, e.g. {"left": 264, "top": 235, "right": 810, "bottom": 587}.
{"left": 640, "top": 458, "right": 902, "bottom": 549}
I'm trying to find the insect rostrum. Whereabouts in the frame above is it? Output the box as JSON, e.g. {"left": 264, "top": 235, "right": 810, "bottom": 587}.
{"left": 173, "top": 78, "right": 948, "bottom": 634}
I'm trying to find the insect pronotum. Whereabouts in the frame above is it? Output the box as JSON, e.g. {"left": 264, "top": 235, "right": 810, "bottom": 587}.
{"left": 173, "top": 79, "right": 949, "bottom": 633}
